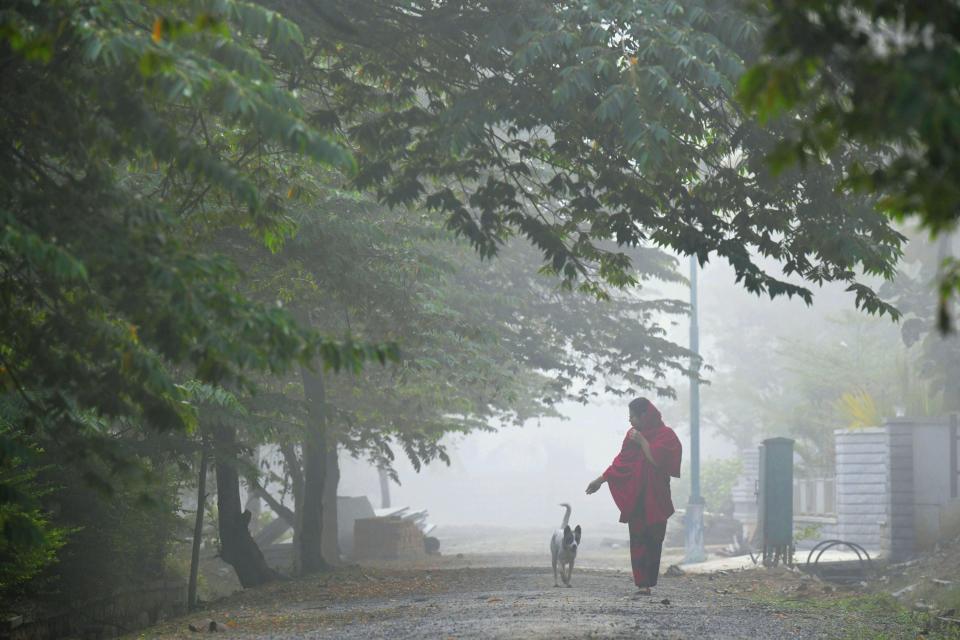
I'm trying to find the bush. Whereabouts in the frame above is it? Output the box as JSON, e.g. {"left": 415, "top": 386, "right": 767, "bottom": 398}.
{"left": 672, "top": 458, "right": 743, "bottom": 516}
{"left": 0, "top": 405, "right": 69, "bottom": 602}
{"left": 38, "top": 454, "right": 185, "bottom": 603}
{"left": 0, "top": 451, "right": 68, "bottom": 599}
{"left": 0, "top": 399, "right": 187, "bottom": 607}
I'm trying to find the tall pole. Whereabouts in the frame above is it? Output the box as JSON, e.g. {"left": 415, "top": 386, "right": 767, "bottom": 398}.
{"left": 689, "top": 255, "right": 702, "bottom": 503}
{"left": 684, "top": 255, "right": 707, "bottom": 563}
{"left": 188, "top": 441, "right": 209, "bottom": 610}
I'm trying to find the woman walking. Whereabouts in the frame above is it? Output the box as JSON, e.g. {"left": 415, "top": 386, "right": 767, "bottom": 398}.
{"left": 586, "top": 398, "right": 682, "bottom": 594}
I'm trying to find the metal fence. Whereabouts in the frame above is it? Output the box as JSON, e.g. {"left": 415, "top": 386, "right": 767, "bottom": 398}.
{"left": 793, "top": 476, "right": 836, "bottom": 517}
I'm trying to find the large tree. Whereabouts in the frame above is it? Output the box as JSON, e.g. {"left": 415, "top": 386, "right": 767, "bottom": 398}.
{"left": 0, "top": 0, "right": 391, "bottom": 585}
{"left": 1, "top": 0, "right": 912, "bottom": 596}
{"left": 234, "top": 178, "right": 690, "bottom": 570}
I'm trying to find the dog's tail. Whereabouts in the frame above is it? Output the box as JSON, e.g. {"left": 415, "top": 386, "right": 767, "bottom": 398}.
{"left": 559, "top": 503, "right": 572, "bottom": 528}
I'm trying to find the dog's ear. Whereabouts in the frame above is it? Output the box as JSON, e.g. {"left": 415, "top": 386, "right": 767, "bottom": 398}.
{"left": 574, "top": 525, "right": 582, "bottom": 543}
{"left": 563, "top": 525, "right": 572, "bottom": 541}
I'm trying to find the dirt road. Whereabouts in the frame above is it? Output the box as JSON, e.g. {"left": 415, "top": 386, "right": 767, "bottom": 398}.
{"left": 273, "top": 567, "right": 824, "bottom": 640}
{"left": 141, "top": 563, "right": 905, "bottom": 640}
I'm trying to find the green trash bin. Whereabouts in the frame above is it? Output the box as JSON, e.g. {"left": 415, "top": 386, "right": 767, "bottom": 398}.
{"left": 757, "top": 437, "right": 794, "bottom": 566}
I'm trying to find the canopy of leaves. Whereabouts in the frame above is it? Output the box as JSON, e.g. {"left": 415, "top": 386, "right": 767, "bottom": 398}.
{"left": 0, "top": 0, "right": 396, "bottom": 472}
{"left": 0, "top": 0, "right": 394, "bottom": 597}
{"left": 277, "top": 0, "right": 902, "bottom": 318}
{"left": 739, "top": 0, "right": 960, "bottom": 328}
{"left": 233, "top": 178, "right": 690, "bottom": 475}
{"left": 0, "top": 0, "right": 917, "bottom": 605}
{"left": 880, "top": 230, "right": 960, "bottom": 409}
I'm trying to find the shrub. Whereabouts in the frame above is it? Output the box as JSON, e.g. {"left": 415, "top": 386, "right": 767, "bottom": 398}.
{"left": 0, "top": 449, "right": 68, "bottom": 599}
{"left": 672, "top": 457, "right": 743, "bottom": 517}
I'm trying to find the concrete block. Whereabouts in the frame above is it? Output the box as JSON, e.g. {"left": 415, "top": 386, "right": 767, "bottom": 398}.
{"left": 835, "top": 473, "right": 887, "bottom": 484}
{"left": 353, "top": 517, "right": 426, "bottom": 560}
{"left": 889, "top": 513, "right": 915, "bottom": 524}
{"left": 836, "top": 483, "right": 887, "bottom": 495}
{"left": 836, "top": 463, "right": 888, "bottom": 475}
{"left": 838, "top": 519, "right": 882, "bottom": 529}
{"left": 837, "top": 499, "right": 885, "bottom": 508}
{"left": 835, "top": 503, "right": 887, "bottom": 515}
{"left": 940, "top": 501, "right": 960, "bottom": 541}
{"left": 835, "top": 427, "right": 886, "bottom": 437}
{"left": 887, "top": 431, "right": 914, "bottom": 441}
{"left": 836, "top": 435, "right": 888, "bottom": 445}
{"left": 835, "top": 443, "right": 889, "bottom": 454}
{"left": 337, "top": 495, "right": 376, "bottom": 558}
{"left": 837, "top": 453, "right": 888, "bottom": 465}
{"left": 837, "top": 483, "right": 883, "bottom": 493}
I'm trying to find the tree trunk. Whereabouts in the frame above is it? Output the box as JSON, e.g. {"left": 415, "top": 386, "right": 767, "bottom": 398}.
{"left": 297, "top": 364, "right": 330, "bottom": 574}
{"left": 212, "top": 423, "right": 277, "bottom": 588}
{"left": 278, "top": 442, "right": 306, "bottom": 569}
{"left": 279, "top": 442, "right": 304, "bottom": 512}
{"left": 248, "top": 476, "right": 294, "bottom": 547}
{"left": 378, "top": 466, "right": 392, "bottom": 509}
{"left": 249, "top": 476, "right": 296, "bottom": 526}
{"left": 321, "top": 444, "right": 340, "bottom": 564}
{"left": 244, "top": 445, "right": 262, "bottom": 532}
{"left": 188, "top": 442, "right": 209, "bottom": 610}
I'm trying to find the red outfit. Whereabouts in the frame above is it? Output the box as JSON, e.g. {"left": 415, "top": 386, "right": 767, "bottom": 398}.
{"left": 628, "top": 520, "right": 667, "bottom": 588}
{"left": 603, "top": 402, "right": 682, "bottom": 587}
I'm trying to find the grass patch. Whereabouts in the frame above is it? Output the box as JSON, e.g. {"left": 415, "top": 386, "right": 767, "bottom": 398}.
{"left": 752, "top": 591, "right": 960, "bottom": 639}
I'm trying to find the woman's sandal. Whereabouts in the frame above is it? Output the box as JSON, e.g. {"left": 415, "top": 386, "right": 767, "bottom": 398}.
{"left": 635, "top": 587, "right": 652, "bottom": 596}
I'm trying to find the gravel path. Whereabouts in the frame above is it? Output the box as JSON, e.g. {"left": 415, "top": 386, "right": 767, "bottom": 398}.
{"left": 151, "top": 565, "right": 855, "bottom": 640}
{"left": 298, "top": 568, "right": 826, "bottom": 640}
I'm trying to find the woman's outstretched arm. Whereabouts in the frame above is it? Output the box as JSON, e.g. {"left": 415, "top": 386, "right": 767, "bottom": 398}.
{"left": 585, "top": 474, "right": 607, "bottom": 494}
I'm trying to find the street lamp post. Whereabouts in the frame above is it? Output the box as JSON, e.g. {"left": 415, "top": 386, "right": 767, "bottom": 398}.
{"left": 684, "top": 254, "right": 707, "bottom": 563}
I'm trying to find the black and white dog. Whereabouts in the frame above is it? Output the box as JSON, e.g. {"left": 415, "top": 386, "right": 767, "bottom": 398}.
{"left": 550, "top": 503, "right": 582, "bottom": 587}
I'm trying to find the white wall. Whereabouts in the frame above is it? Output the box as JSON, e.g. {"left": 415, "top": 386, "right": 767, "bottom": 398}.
{"left": 910, "top": 419, "right": 960, "bottom": 547}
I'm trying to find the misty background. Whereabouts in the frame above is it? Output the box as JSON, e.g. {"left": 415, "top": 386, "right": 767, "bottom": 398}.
{"left": 337, "top": 252, "right": 896, "bottom": 531}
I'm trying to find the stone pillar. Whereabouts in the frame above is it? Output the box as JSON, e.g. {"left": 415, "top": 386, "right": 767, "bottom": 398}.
{"left": 834, "top": 427, "right": 888, "bottom": 551}
{"left": 884, "top": 421, "right": 916, "bottom": 561}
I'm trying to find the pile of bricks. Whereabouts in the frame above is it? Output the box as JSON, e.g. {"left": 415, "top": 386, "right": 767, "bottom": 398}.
{"left": 352, "top": 517, "right": 426, "bottom": 560}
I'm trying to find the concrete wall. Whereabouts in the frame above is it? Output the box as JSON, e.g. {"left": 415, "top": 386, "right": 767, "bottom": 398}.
{"left": 884, "top": 421, "right": 916, "bottom": 561}
{"left": 733, "top": 416, "right": 959, "bottom": 559}
{"left": 833, "top": 427, "right": 889, "bottom": 553}
{"left": 835, "top": 417, "right": 958, "bottom": 560}
{"left": 906, "top": 417, "right": 960, "bottom": 548}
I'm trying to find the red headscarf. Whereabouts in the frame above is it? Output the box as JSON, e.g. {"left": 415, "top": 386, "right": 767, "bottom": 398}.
{"left": 603, "top": 400, "right": 682, "bottom": 524}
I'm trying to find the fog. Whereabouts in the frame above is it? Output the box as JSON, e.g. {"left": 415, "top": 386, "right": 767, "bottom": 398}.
{"left": 10, "top": 2, "right": 960, "bottom": 638}
{"left": 338, "top": 254, "right": 876, "bottom": 532}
